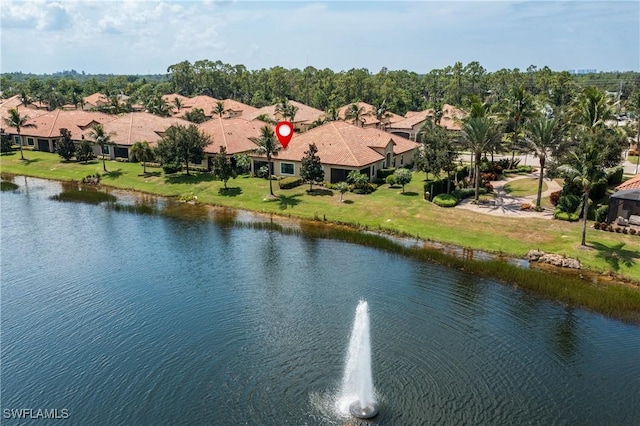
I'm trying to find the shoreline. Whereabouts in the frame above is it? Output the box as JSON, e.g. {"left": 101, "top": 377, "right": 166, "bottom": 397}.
{"left": 3, "top": 172, "right": 640, "bottom": 324}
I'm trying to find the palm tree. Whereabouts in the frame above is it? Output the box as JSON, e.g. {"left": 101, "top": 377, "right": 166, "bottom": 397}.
{"left": 571, "top": 86, "right": 613, "bottom": 132}
{"left": 502, "top": 86, "right": 536, "bottom": 168}
{"left": 344, "top": 103, "right": 369, "bottom": 127}
{"left": 129, "top": 141, "right": 155, "bottom": 174}
{"left": 371, "top": 100, "right": 391, "bottom": 129}
{"left": 172, "top": 97, "right": 183, "bottom": 113}
{"left": 558, "top": 139, "right": 606, "bottom": 247}
{"left": 3, "top": 108, "right": 36, "bottom": 160}
{"left": 525, "top": 117, "right": 563, "bottom": 210}
{"left": 275, "top": 98, "right": 298, "bottom": 122}
{"left": 324, "top": 105, "right": 339, "bottom": 122}
{"left": 253, "top": 125, "right": 281, "bottom": 197}
{"left": 460, "top": 116, "right": 500, "bottom": 201}
{"left": 212, "top": 101, "right": 226, "bottom": 118}
{"left": 88, "top": 124, "right": 116, "bottom": 172}
{"left": 18, "top": 90, "right": 33, "bottom": 109}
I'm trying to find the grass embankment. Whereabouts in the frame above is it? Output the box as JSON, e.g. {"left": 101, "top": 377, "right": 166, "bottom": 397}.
{"left": 2, "top": 151, "right": 640, "bottom": 285}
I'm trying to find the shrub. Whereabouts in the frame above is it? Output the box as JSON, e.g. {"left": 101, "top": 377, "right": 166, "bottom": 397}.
{"left": 594, "top": 204, "right": 609, "bottom": 223}
{"left": 606, "top": 166, "right": 624, "bottom": 186}
{"left": 0, "top": 135, "right": 13, "bottom": 153}
{"left": 480, "top": 172, "right": 497, "bottom": 182}
{"left": 376, "top": 168, "right": 396, "bottom": 180}
{"left": 557, "top": 194, "right": 581, "bottom": 214}
{"left": 485, "top": 183, "right": 494, "bottom": 193}
{"left": 589, "top": 178, "right": 608, "bottom": 201}
{"left": 520, "top": 203, "right": 532, "bottom": 210}
{"left": 554, "top": 209, "right": 580, "bottom": 221}
{"left": 257, "top": 165, "right": 270, "bottom": 179}
{"left": 433, "top": 194, "right": 458, "bottom": 207}
{"left": 162, "top": 163, "right": 182, "bottom": 174}
{"left": 352, "top": 183, "right": 376, "bottom": 194}
{"left": 385, "top": 175, "right": 396, "bottom": 186}
{"left": 451, "top": 188, "right": 485, "bottom": 200}
{"left": 549, "top": 190, "right": 561, "bottom": 206}
{"left": 278, "top": 177, "right": 303, "bottom": 189}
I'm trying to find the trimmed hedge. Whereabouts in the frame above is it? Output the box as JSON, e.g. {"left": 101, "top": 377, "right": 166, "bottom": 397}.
{"left": 278, "top": 177, "right": 303, "bottom": 189}
{"left": 433, "top": 194, "right": 458, "bottom": 207}
{"left": 376, "top": 168, "right": 396, "bottom": 179}
{"left": 554, "top": 210, "right": 580, "bottom": 221}
{"left": 607, "top": 166, "right": 624, "bottom": 186}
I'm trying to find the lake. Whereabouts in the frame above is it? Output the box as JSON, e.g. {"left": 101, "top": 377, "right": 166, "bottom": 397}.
{"left": 1, "top": 176, "right": 639, "bottom": 425}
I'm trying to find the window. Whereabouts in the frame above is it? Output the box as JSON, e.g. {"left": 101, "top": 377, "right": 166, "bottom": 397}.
{"left": 27, "top": 138, "right": 34, "bottom": 146}
{"left": 280, "top": 163, "right": 294, "bottom": 175}
{"left": 400, "top": 155, "right": 404, "bottom": 165}
{"left": 14, "top": 136, "right": 20, "bottom": 144}
{"left": 102, "top": 145, "right": 110, "bottom": 155}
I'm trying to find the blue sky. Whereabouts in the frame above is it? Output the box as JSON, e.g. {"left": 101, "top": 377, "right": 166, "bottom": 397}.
{"left": 1, "top": 0, "right": 638, "bottom": 75}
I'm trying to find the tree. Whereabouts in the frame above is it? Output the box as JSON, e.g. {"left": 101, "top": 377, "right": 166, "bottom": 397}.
{"left": 300, "top": 143, "right": 324, "bottom": 191}
{"left": 172, "top": 97, "right": 183, "bottom": 112}
{"left": 336, "top": 181, "right": 349, "bottom": 202}
{"left": 76, "top": 139, "right": 94, "bottom": 164}
{"left": 344, "top": 103, "right": 369, "bottom": 126}
{"left": 461, "top": 116, "right": 501, "bottom": 201}
{"left": 347, "top": 170, "right": 369, "bottom": 192}
{"left": 416, "top": 120, "right": 456, "bottom": 181}
{"left": 211, "top": 146, "right": 236, "bottom": 189}
{"left": 3, "top": 108, "right": 36, "bottom": 160}
{"left": 88, "top": 124, "right": 116, "bottom": 172}
{"left": 130, "top": 140, "right": 156, "bottom": 174}
{"left": 393, "top": 168, "right": 412, "bottom": 193}
{"left": 157, "top": 124, "right": 212, "bottom": 176}
{"left": 212, "top": 101, "right": 227, "bottom": 118}
{"left": 558, "top": 139, "right": 606, "bottom": 247}
{"left": 275, "top": 98, "right": 298, "bottom": 122}
{"left": 184, "top": 108, "right": 208, "bottom": 124}
{"left": 571, "top": 86, "right": 613, "bottom": 132}
{"left": 502, "top": 86, "right": 536, "bottom": 168}
{"left": 253, "top": 125, "right": 281, "bottom": 196}
{"left": 56, "top": 128, "right": 76, "bottom": 161}
{"left": 525, "top": 117, "right": 563, "bottom": 210}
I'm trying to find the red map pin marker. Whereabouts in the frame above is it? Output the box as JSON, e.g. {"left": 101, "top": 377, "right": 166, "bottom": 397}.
{"left": 275, "top": 121, "right": 294, "bottom": 149}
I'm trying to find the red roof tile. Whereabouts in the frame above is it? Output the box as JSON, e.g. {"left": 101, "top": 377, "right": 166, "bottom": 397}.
{"left": 4, "top": 110, "right": 115, "bottom": 140}
{"left": 616, "top": 174, "right": 640, "bottom": 191}
{"left": 84, "top": 112, "right": 191, "bottom": 146}
{"left": 198, "top": 117, "right": 262, "bottom": 155}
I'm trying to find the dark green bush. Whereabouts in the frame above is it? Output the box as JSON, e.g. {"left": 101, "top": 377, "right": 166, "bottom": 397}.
{"left": 607, "top": 166, "right": 624, "bottom": 186}
{"left": 1, "top": 135, "right": 13, "bottom": 153}
{"left": 162, "top": 163, "right": 182, "bottom": 174}
{"left": 433, "top": 194, "right": 458, "bottom": 207}
{"left": 385, "top": 175, "right": 396, "bottom": 186}
{"left": 376, "top": 168, "right": 396, "bottom": 179}
{"left": 451, "top": 188, "right": 486, "bottom": 200}
{"left": 424, "top": 178, "right": 455, "bottom": 198}
{"left": 554, "top": 209, "right": 580, "bottom": 221}
{"left": 278, "top": 177, "right": 303, "bottom": 189}
{"left": 594, "top": 204, "right": 609, "bottom": 223}
{"left": 557, "top": 194, "right": 581, "bottom": 213}
{"left": 589, "top": 178, "right": 608, "bottom": 201}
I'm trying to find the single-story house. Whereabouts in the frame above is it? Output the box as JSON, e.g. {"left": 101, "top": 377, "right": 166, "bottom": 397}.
{"left": 387, "top": 104, "right": 466, "bottom": 140}
{"left": 197, "top": 117, "right": 263, "bottom": 169}
{"left": 243, "top": 100, "right": 325, "bottom": 132}
{"left": 2, "top": 109, "right": 115, "bottom": 153}
{"left": 174, "top": 95, "right": 221, "bottom": 120}
{"left": 249, "top": 120, "right": 420, "bottom": 183}
{"left": 336, "top": 102, "right": 404, "bottom": 129}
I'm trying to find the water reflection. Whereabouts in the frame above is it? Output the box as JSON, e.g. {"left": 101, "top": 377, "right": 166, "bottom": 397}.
{"left": 553, "top": 308, "right": 580, "bottom": 362}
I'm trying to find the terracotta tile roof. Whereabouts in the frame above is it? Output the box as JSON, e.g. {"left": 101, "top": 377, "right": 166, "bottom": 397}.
{"left": 162, "top": 93, "right": 191, "bottom": 105}
{"left": 271, "top": 121, "right": 419, "bottom": 167}
{"left": 389, "top": 104, "right": 466, "bottom": 131}
{"left": 84, "top": 112, "right": 191, "bottom": 146}
{"left": 244, "top": 100, "right": 324, "bottom": 125}
{"left": 337, "top": 102, "right": 378, "bottom": 126}
{"left": 616, "top": 174, "right": 640, "bottom": 191}
{"left": 220, "top": 99, "right": 258, "bottom": 115}
{"left": 1, "top": 98, "right": 49, "bottom": 123}
{"left": 0, "top": 95, "right": 23, "bottom": 109}
{"left": 83, "top": 93, "right": 109, "bottom": 107}
{"left": 4, "top": 110, "right": 115, "bottom": 140}
{"left": 198, "top": 117, "right": 262, "bottom": 155}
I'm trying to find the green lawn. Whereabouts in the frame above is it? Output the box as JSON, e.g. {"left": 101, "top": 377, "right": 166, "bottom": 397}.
{"left": 2, "top": 150, "right": 640, "bottom": 282}
{"left": 503, "top": 177, "right": 547, "bottom": 197}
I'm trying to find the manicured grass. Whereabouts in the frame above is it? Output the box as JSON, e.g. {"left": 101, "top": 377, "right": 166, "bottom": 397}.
{"left": 503, "top": 177, "right": 547, "bottom": 197}
{"left": 2, "top": 150, "right": 640, "bottom": 283}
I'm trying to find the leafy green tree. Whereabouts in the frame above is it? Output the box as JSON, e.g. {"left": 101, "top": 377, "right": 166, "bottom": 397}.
{"left": 157, "top": 124, "right": 212, "bottom": 176}
{"left": 461, "top": 116, "right": 501, "bottom": 201}
{"left": 525, "top": 117, "right": 563, "bottom": 210}
{"left": 145, "top": 95, "right": 172, "bottom": 117}
{"left": 88, "top": 124, "right": 116, "bottom": 172}
{"left": 347, "top": 170, "right": 369, "bottom": 191}
{"left": 253, "top": 125, "right": 281, "bottom": 196}
{"left": 233, "top": 153, "right": 251, "bottom": 174}
{"left": 501, "top": 86, "right": 536, "bottom": 167}
{"left": 416, "top": 120, "right": 456, "bottom": 181}
{"left": 130, "top": 140, "right": 156, "bottom": 174}
{"left": 300, "top": 143, "right": 324, "bottom": 191}
{"left": 336, "top": 181, "right": 349, "bottom": 202}
{"left": 393, "top": 168, "right": 412, "bottom": 193}
{"left": 3, "top": 108, "right": 36, "bottom": 160}
{"left": 76, "top": 139, "right": 94, "bottom": 164}
{"left": 211, "top": 146, "right": 236, "bottom": 189}
{"left": 56, "top": 128, "right": 76, "bottom": 161}
{"left": 184, "top": 108, "right": 208, "bottom": 124}
{"left": 558, "top": 139, "right": 606, "bottom": 246}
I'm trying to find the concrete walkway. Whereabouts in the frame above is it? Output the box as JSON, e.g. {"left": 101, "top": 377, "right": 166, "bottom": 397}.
{"left": 455, "top": 174, "right": 562, "bottom": 219}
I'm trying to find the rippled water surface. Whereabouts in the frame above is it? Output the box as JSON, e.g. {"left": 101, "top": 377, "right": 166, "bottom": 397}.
{"left": 2, "top": 177, "right": 639, "bottom": 425}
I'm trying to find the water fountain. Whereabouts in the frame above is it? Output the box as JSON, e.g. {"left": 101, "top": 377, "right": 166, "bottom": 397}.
{"left": 337, "top": 300, "right": 379, "bottom": 419}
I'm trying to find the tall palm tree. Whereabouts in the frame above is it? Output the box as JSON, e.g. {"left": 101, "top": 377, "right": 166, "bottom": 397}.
{"left": 571, "top": 86, "right": 613, "bottom": 133}
{"left": 172, "top": 97, "right": 183, "bottom": 113}
{"left": 460, "top": 116, "right": 500, "bottom": 201}
{"left": 371, "top": 100, "right": 391, "bottom": 129}
{"left": 275, "top": 98, "right": 298, "bottom": 122}
{"left": 344, "top": 103, "right": 369, "bottom": 127}
{"left": 253, "top": 125, "right": 281, "bottom": 197}
{"left": 558, "top": 139, "right": 606, "bottom": 247}
{"left": 129, "top": 141, "right": 155, "bottom": 174}
{"left": 502, "top": 86, "right": 536, "bottom": 168}
{"left": 212, "top": 101, "right": 226, "bottom": 118}
{"left": 525, "top": 117, "right": 563, "bottom": 210}
{"left": 88, "top": 124, "right": 116, "bottom": 172}
{"left": 3, "top": 108, "right": 36, "bottom": 160}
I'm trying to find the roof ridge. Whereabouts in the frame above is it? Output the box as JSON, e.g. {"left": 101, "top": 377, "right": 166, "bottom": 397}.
{"left": 218, "top": 117, "right": 228, "bottom": 151}
{"left": 335, "top": 122, "right": 358, "bottom": 166}
{"left": 47, "top": 109, "right": 61, "bottom": 137}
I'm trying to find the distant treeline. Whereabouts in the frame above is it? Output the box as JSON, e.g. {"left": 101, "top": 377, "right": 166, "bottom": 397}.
{"left": 2, "top": 60, "right": 639, "bottom": 116}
